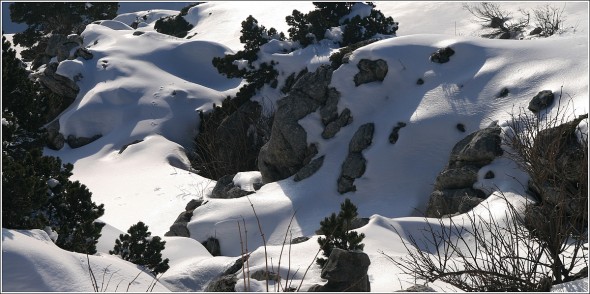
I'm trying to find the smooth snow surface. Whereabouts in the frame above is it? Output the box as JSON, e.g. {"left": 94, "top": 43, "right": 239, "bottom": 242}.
{"left": 3, "top": 1, "right": 589, "bottom": 292}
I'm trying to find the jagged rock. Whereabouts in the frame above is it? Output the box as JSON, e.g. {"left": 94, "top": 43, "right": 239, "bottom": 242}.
{"left": 434, "top": 165, "right": 479, "bottom": 190}
{"left": 205, "top": 275, "right": 237, "bottom": 292}
{"left": 426, "top": 123, "right": 504, "bottom": 217}
{"left": 164, "top": 210, "right": 194, "bottom": 237}
{"left": 308, "top": 248, "right": 371, "bottom": 292}
{"left": 211, "top": 174, "right": 254, "bottom": 199}
{"left": 294, "top": 155, "right": 325, "bottom": 182}
{"left": 426, "top": 189, "right": 486, "bottom": 218}
{"left": 45, "top": 119, "right": 65, "bottom": 150}
{"left": 36, "top": 62, "right": 80, "bottom": 100}
{"left": 202, "top": 237, "right": 221, "bottom": 256}
{"left": 258, "top": 65, "right": 334, "bottom": 183}
{"left": 67, "top": 134, "right": 102, "bottom": 148}
{"left": 349, "top": 123, "right": 374, "bottom": 152}
{"left": 320, "top": 88, "right": 341, "bottom": 126}
{"left": 430, "top": 47, "right": 455, "bottom": 64}
{"left": 251, "top": 270, "right": 280, "bottom": 282}
{"left": 449, "top": 122, "right": 503, "bottom": 167}
{"left": 337, "top": 123, "right": 374, "bottom": 194}
{"left": 397, "top": 284, "right": 437, "bottom": 292}
{"left": 322, "top": 108, "right": 352, "bottom": 139}
{"left": 354, "top": 59, "right": 388, "bottom": 86}
{"left": 75, "top": 47, "right": 93, "bottom": 60}
{"left": 528, "top": 90, "right": 555, "bottom": 113}
{"left": 389, "top": 122, "right": 407, "bottom": 144}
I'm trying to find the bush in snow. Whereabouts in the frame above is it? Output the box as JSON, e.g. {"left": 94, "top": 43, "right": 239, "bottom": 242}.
{"left": 154, "top": 3, "right": 198, "bottom": 38}
{"left": 316, "top": 198, "right": 365, "bottom": 268}
{"left": 9, "top": 2, "right": 119, "bottom": 62}
{"left": 286, "top": 2, "right": 398, "bottom": 47}
{"left": 110, "top": 221, "right": 170, "bottom": 276}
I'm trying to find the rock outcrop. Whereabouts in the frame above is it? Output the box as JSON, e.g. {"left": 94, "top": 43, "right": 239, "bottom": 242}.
{"left": 338, "top": 123, "right": 374, "bottom": 194}
{"left": 45, "top": 119, "right": 65, "bottom": 150}
{"left": 210, "top": 174, "right": 255, "bottom": 199}
{"left": 426, "top": 122, "right": 503, "bottom": 217}
{"left": 308, "top": 248, "right": 371, "bottom": 292}
{"left": 258, "top": 65, "right": 336, "bottom": 183}
{"left": 35, "top": 62, "right": 80, "bottom": 100}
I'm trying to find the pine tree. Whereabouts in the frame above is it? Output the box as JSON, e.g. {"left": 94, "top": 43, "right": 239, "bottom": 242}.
{"left": 110, "top": 222, "right": 170, "bottom": 276}
{"left": 316, "top": 198, "right": 366, "bottom": 268}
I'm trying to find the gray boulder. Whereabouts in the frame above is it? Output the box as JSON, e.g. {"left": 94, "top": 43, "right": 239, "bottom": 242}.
{"left": 164, "top": 199, "right": 205, "bottom": 237}
{"left": 426, "top": 189, "right": 486, "bottom": 218}
{"left": 320, "top": 88, "right": 341, "bottom": 126}
{"left": 528, "top": 90, "right": 555, "bottom": 113}
{"left": 354, "top": 59, "right": 388, "bottom": 86}
{"left": 205, "top": 275, "right": 237, "bottom": 292}
{"left": 322, "top": 108, "right": 353, "bottom": 139}
{"left": 308, "top": 248, "right": 371, "bottom": 292}
{"left": 397, "top": 284, "right": 437, "bottom": 292}
{"left": 258, "top": 65, "right": 334, "bottom": 183}
{"left": 36, "top": 62, "right": 80, "bottom": 100}
{"left": 449, "top": 122, "right": 503, "bottom": 167}
{"left": 433, "top": 165, "right": 479, "bottom": 190}
{"left": 202, "top": 237, "right": 221, "bottom": 256}
{"left": 45, "top": 119, "right": 65, "bottom": 150}
{"left": 349, "top": 123, "right": 375, "bottom": 152}
{"left": 389, "top": 122, "right": 407, "bottom": 144}
{"left": 211, "top": 174, "right": 254, "bottom": 199}
{"left": 251, "top": 270, "right": 280, "bottom": 282}
{"left": 75, "top": 47, "right": 93, "bottom": 60}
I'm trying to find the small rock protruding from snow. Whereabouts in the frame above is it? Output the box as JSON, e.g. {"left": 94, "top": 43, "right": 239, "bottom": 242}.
{"left": 338, "top": 123, "right": 374, "bottom": 194}
{"left": 430, "top": 46, "right": 455, "bottom": 64}
{"left": 308, "top": 248, "right": 371, "bottom": 292}
{"left": 353, "top": 59, "right": 388, "bottom": 86}
{"left": 528, "top": 90, "right": 555, "bottom": 113}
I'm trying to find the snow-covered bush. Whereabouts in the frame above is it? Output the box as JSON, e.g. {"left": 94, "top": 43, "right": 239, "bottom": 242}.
{"left": 110, "top": 221, "right": 170, "bottom": 276}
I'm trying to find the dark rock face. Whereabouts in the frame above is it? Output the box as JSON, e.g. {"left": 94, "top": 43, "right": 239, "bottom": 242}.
{"left": 322, "top": 108, "right": 353, "bottom": 139}
{"left": 75, "top": 47, "right": 93, "bottom": 60}
{"left": 354, "top": 59, "right": 388, "bottom": 86}
{"left": 67, "top": 134, "right": 102, "bottom": 148}
{"left": 430, "top": 47, "right": 455, "bottom": 64}
{"left": 210, "top": 174, "right": 254, "bottom": 199}
{"left": 308, "top": 248, "right": 371, "bottom": 292}
{"left": 251, "top": 270, "right": 280, "bottom": 282}
{"left": 528, "top": 90, "right": 555, "bottom": 113}
{"left": 529, "top": 27, "right": 543, "bottom": 35}
{"left": 36, "top": 62, "right": 80, "bottom": 100}
{"left": 205, "top": 275, "right": 237, "bottom": 292}
{"left": 426, "top": 122, "right": 503, "bottom": 217}
{"left": 258, "top": 65, "right": 335, "bottom": 183}
{"left": 338, "top": 123, "right": 374, "bottom": 194}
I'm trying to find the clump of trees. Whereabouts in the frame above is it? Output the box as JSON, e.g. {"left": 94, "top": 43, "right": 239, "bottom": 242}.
{"left": 3, "top": 36, "right": 104, "bottom": 254}
{"left": 154, "top": 3, "right": 201, "bottom": 38}
{"left": 316, "top": 198, "right": 366, "bottom": 268}
{"left": 110, "top": 222, "right": 170, "bottom": 276}
{"left": 9, "top": 2, "right": 119, "bottom": 63}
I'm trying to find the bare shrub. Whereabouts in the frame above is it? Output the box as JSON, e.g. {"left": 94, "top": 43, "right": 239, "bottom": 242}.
{"left": 462, "top": 2, "right": 530, "bottom": 38}
{"left": 532, "top": 4, "right": 566, "bottom": 37}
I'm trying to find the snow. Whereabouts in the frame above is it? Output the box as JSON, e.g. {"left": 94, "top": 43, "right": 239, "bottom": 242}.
{"left": 3, "top": 1, "right": 589, "bottom": 292}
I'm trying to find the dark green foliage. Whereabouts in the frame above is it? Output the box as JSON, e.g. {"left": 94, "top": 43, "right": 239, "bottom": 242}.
{"left": 179, "top": 2, "right": 202, "bottom": 16}
{"left": 110, "top": 222, "right": 170, "bottom": 276}
{"left": 286, "top": 2, "right": 398, "bottom": 47}
{"left": 154, "top": 14, "right": 194, "bottom": 38}
{"left": 2, "top": 35, "right": 104, "bottom": 255}
{"left": 9, "top": 2, "right": 119, "bottom": 61}
{"left": 317, "top": 198, "right": 366, "bottom": 267}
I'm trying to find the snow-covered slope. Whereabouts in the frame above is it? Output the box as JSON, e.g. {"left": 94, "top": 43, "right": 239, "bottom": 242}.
{"left": 3, "top": 1, "right": 589, "bottom": 292}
